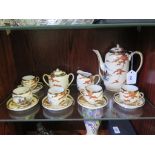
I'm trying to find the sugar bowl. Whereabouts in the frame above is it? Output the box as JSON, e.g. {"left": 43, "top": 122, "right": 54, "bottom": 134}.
{"left": 43, "top": 68, "right": 74, "bottom": 89}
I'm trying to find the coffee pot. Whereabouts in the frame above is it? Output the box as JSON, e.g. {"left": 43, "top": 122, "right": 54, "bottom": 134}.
{"left": 93, "top": 44, "right": 143, "bottom": 92}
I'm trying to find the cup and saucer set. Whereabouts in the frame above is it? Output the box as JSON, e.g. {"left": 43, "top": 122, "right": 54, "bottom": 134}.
{"left": 76, "top": 70, "right": 108, "bottom": 111}
{"left": 42, "top": 69, "right": 75, "bottom": 111}
{"left": 113, "top": 84, "right": 145, "bottom": 110}
{"left": 18, "top": 75, "right": 43, "bottom": 93}
{"left": 6, "top": 75, "right": 42, "bottom": 112}
{"left": 6, "top": 87, "right": 39, "bottom": 112}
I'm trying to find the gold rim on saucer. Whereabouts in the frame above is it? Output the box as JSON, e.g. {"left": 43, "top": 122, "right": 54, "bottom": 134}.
{"left": 113, "top": 93, "right": 145, "bottom": 109}
{"left": 77, "top": 94, "right": 108, "bottom": 109}
{"left": 42, "top": 95, "right": 74, "bottom": 111}
{"left": 18, "top": 82, "right": 43, "bottom": 93}
{"left": 6, "top": 95, "right": 39, "bottom": 111}
{"left": 31, "top": 82, "right": 43, "bottom": 93}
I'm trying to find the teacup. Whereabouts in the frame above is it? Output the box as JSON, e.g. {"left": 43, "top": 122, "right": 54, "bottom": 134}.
{"left": 77, "top": 70, "right": 100, "bottom": 91}
{"left": 12, "top": 87, "right": 33, "bottom": 105}
{"left": 119, "top": 85, "right": 144, "bottom": 104}
{"left": 47, "top": 86, "right": 70, "bottom": 106}
{"left": 80, "top": 84, "right": 103, "bottom": 104}
{"left": 22, "top": 75, "right": 39, "bottom": 89}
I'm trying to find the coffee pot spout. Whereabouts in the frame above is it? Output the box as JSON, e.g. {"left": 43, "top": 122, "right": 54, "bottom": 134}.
{"left": 92, "top": 49, "right": 105, "bottom": 72}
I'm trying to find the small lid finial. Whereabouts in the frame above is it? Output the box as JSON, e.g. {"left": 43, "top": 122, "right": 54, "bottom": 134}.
{"left": 116, "top": 44, "right": 119, "bottom": 49}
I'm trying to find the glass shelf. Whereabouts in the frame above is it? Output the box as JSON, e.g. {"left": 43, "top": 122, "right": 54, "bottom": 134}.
{"left": 1, "top": 85, "right": 155, "bottom": 122}
{"left": 1, "top": 23, "right": 155, "bottom": 30}
{"left": 1, "top": 19, "right": 155, "bottom": 30}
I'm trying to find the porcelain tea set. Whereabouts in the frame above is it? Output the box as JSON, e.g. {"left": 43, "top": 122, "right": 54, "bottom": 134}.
{"left": 6, "top": 75, "right": 41, "bottom": 111}
{"left": 7, "top": 44, "right": 145, "bottom": 113}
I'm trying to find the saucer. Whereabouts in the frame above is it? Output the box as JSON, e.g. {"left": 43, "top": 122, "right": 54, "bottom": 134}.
{"left": 77, "top": 95, "right": 108, "bottom": 110}
{"left": 43, "top": 107, "right": 74, "bottom": 119}
{"left": 6, "top": 95, "right": 39, "bottom": 111}
{"left": 113, "top": 93, "right": 145, "bottom": 109}
{"left": 9, "top": 105, "right": 40, "bottom": 120}
{"left": 18, "top": 82, "right": 43, "bottom": 93}
{"left": 42, "top": 95, "right": 74, "bottom": 111}
{"left": 31, "top": 82, "right": 43, "bottom": 93}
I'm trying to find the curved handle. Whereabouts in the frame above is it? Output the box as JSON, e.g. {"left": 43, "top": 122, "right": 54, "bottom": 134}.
{"left": 68, "top": 73, "right": 74, "bottom": 87}
{"left": 99, "top": 67, "right": 104, "bottom": 81}
{"left": 139, "top": 92, "right": 144, "bottom": 99}
{"left": 93, "top": 74, "right": 100, "bottom": 84}
{"left": 66, "top": 89, "right": 70, "bottom": 95}
{"left": 62, "top": 89, "right": 70, "bottom": 102}
{"left": 79, "top": 89, "right": 85, "bottom": 97}
{"left": 35, "top": 76, "right": 40, "bottom": 83}
{"left": 129, "top": 51, "right": 143, "bottom": 73}
{"left": 42, "top": 74, "right": 50, "bottom": 87}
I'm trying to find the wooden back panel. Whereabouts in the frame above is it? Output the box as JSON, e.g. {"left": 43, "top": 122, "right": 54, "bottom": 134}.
{"left": 137, "top": 27, "right": 155, "bottom": 104}
{"left": 0, "top": 31, "right": 17, "bottom": 102}
{"left": 10, "top": 28, "right": 137, "bottom": 82}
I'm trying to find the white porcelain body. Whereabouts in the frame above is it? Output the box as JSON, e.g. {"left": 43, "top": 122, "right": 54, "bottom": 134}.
{"left": 84, "top": 120, "right": 101, "bottom": 135}
{"left": 81, "top": 85, "right": 103, "bottom": 104}
{"left": 77, "top": 74, "right": 100, "bottom": 91}
{"left": 47, "top": 86, "right": 70, "bottom": 106}
{"left": 103, "top": 52, "right": 130, "bottom": 91}
{"left": 119, "top": 85, "right": 144, "bottom": 104}
{"left": 93, "top": 49, "right": 143, "bottom": 92}
{"left": 12, "top": 87, "right": 33, "bottom": 104}
{"left": 78, "top": 105, "right": 103, "bottom": 135}
{"left": 22, "top": 75, "right": 39, "bottom": 89}
{"left": 43, "top": 73, "right": 74, "bottom": 90}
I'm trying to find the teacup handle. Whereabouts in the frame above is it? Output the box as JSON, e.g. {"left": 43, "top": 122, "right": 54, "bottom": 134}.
{"left": 139, "top": 92, "right": 144, "bottom": 99}
{"left": 62, "top": 89, "right": 70, "bottom": 102}
{"left": 66, "top": 89, "right": 70, "bottom": 95}
{"left": 93, "top": 74, "right": 100, "bottom": 84}
{"left": 43, "top": 74, "right": 50, "bottom": 87}
{"left": 35, "top": 76, "right": 40, "bottom": 83}
{"left": 129, "top": 51, "right": 143, "bottom": 73}
{"left": 79, "top": 89, "right": 84, "bottom": 96}
{"left": 68, "top": 73, "right": 74, "bottom": 87}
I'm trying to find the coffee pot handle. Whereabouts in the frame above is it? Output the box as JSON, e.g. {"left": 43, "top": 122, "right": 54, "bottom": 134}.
{"left": 129, "top": 51, "right": 143, "bottom": 73}
{"left": 68, "top": 73, "right": 75, "bottom": 87}
{"left": 43, "top": 74, "right": 50, "bottom": 87}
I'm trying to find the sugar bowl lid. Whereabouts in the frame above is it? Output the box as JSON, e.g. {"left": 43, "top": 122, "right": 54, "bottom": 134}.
{"left": 52, "top": 68, "right": 66, "bottom": 77}
{"left": 110, "top": 44, "right": 124, "bottom": 53}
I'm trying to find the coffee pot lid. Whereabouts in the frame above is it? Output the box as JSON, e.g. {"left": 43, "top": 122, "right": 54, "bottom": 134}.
{"left": 52, "top": 68, "right": 66, "bottom": 76}
{"left": 110, "top": 44, "right": 124, "bottom": 53}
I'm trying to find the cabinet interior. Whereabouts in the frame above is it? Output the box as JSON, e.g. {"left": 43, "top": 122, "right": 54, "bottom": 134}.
{"left": 1, "top": 26, "right": 155, "bottom": 134}
{"left": 1, "top": 27, "right": 155, "bottom": 105}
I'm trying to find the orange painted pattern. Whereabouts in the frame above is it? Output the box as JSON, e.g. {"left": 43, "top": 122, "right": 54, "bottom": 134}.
{"left": 112, "top": 80, "right": 119, "bottom": 84}
{"left": 86, "top": 91, "right": 97, "bottom": 99}
{"left": 53, "top": 84, "right": 62, "bottom": 87}
{"left": 83, "top": 79, "right": 92, "bottom": 84}
{"left": 50, "top": 77, "right": 60, "bottom": 82}
{"left": 113, "top": 54, "right": 128, "bottom": 65}
{"left": 124, "top": 92, "right": 137, "bottom": 99}
{"left": 113, "top": 69, "right": 126, "bottom": 75}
